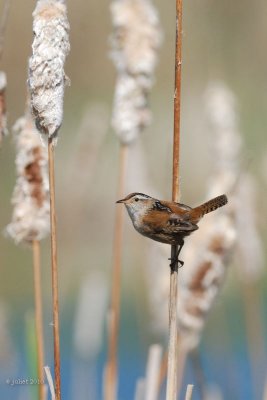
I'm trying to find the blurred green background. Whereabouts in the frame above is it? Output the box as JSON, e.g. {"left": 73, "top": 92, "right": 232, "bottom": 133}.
{"left": 0, "top": 1, "right": 267, "bottom": 399}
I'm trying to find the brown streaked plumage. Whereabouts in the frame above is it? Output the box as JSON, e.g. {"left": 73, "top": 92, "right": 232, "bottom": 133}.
{"left": 116, "top": 192, "right": 228, "bottom": 267}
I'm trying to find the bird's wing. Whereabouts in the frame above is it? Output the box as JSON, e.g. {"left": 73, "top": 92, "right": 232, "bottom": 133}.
{"left": 163, "top": 214, "right": 199, "bottom": 233}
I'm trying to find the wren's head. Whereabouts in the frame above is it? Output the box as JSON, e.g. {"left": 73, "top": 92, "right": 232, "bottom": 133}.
{"left": 116, "top": 192, "right": 153, "bottom": 221}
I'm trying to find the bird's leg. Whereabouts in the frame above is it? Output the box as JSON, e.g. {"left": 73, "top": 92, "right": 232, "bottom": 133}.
{"left": 169, "top": 240, "right": 184, "bottom": 271}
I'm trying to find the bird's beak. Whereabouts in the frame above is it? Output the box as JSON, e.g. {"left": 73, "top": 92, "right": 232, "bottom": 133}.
{"left": 116, "top": 198, "right": 125, "bottom": 204}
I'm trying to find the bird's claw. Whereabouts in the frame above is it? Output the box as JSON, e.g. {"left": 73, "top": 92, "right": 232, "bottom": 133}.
{"left": 168, "top": 257, "right": 184, "bottom": 271}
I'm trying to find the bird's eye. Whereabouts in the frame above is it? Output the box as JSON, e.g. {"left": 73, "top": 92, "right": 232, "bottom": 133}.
{"left": 135, "top": 198, "right": 139, "bottom": 202}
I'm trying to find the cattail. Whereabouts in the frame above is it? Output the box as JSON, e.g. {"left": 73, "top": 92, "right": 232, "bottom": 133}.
{"left": 177, "top": 214, "right": 236, "bottom": 351}
{"left": 175, "top": 82, "right": 241, "bottom": 351}
{"left": 28, "top": 0, "right": 70, "bottom": 145}
{"left": 110, "top": 0, "right": 162, "bottom": 144}
{"left": 6, "top": 112, "right": 49, "bottom": 244}
{"left": 0, "top": 71, "right": 7, "bottom": 145}
{"left": 205, "top": 82, "right": 264, "bottom": 281}
{"left": 28, "top": 2, "right": 70, "bottom": 398}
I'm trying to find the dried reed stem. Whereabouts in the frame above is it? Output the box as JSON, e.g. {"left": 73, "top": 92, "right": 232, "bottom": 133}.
{"left": 44, "top": 366, "right": 56, "bottom": 400}
{"left": 158, "top": 337, "right": 187, "bottom": 396}
{"left": 144, "top": 344, "right": 163, "bottom": 400}
{"left": 184, "top": 384, "right": 194, "bottom": 400}
{"left": 105, "top": 144, "right": 128, "bottom": 400}
{"left": 172, "top": 0, "right": 182, "bottom": 199}
{"left": 32, "top": 239, "right": 45, "bottom": 400}
{"left": 48, "top": 138, "right": 61, "bottom": 400}
{"left": 166, "top": 1, "right": 183, "bottom": 399}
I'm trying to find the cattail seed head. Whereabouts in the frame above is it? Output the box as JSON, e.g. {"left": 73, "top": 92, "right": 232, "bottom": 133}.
{"left": 178, "top": 215, "right": 236, "bottom": 351}
{"left": 28, "top": 0, "right": 70, "bottom": 144}
{"left": 6, "top": 113, "right": 50, "bottom": 244}
{"left": 110, "top": 0, "right": 162, "bottom": 144}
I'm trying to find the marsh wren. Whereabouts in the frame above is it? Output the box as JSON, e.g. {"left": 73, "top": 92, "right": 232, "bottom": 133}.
{"left": 116, "top": 193, "right": 228, "bottom": 269}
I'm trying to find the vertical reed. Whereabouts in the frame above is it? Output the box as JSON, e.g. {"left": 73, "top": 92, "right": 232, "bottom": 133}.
{"left": 33, "top": 239, "right": 45, "bottom": 400}
{"left": 28, "top": 1, "right": 70, "bottom": 399}
{"left": 166, "top": 1, "right": 183, "bottom": 399}
{"left": 47, "top": 138, "right": 61, "bottom": 399}
{"left": 106, "top": 1, "right": 161, "bottom": 398}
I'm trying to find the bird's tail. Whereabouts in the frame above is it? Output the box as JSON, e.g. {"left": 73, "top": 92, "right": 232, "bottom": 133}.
{"left": 189, "top": 194, "right": 228, "bottom": 223}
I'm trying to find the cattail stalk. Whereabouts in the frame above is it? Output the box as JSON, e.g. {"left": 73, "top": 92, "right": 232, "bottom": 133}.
{"left": 47, "top": 138, "right": 61, "bottom": 399}
{"left": 28, "top": 2, "right": 70, "bottom": 399}
{"left": 166, "top": 1, "right": 183, "bottom": 399}
{"left": 33, "top": 239, "right": 45, "bottom": 400}
{"left": 106, "top": 1, "right": 161, "bottom": 398}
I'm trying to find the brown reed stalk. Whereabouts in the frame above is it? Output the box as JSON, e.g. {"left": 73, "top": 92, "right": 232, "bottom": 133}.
{"left": 158, "top": 337, "right": 187, "bottom": 397}
{"left": 166, "top": 0, "right": 183, "bottom": 399}
{"left": 48, "top": 138, "right": 61, "bottom": 400}
{"left": 32, "top": 239, "right": 45, "bottom": 400}
{"left": 105, "top": 144, "right": 128, "bottom": 400}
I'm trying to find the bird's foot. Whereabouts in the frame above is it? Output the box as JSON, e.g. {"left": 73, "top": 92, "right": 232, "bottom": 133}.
{"left": 168, "top": 257, "right": 184, "bottom": 272}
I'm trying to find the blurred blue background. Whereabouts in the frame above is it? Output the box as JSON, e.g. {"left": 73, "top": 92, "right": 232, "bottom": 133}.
{"left": 0, "top": 0, "right": 267, "bottom": 399}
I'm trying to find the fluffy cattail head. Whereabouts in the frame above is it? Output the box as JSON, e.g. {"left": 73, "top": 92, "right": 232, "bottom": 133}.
{"left": 178, "top": 215, "right": 236, "bottom": 351}
{"left": 110, "top": 0, "right": 162, "bottom": 144}
{"left": 6, "top": 113, "right": 50, "bottom": 243}
{"left": 28, "top": 0, "right": 70, "bottom": 144}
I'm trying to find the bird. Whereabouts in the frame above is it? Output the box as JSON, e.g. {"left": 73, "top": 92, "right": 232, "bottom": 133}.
{"left": 116, "top": 192, "right": 228, "bottom": 270}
